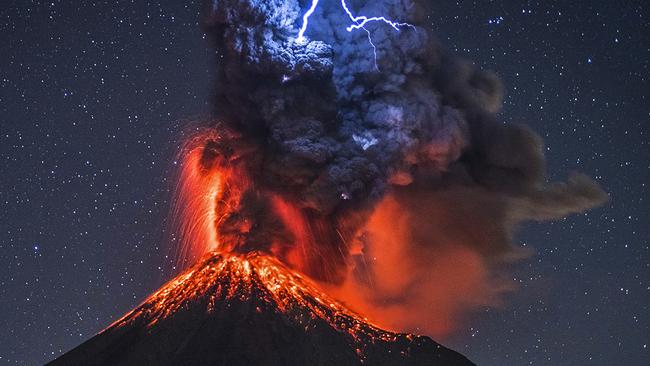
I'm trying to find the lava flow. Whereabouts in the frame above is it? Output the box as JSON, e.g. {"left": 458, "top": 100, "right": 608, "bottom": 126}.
{"left": 112, "top": 252, "right": 403, "bottom": 343}
{"left": 50, "top": 249, "right": 472, "bottom": 365}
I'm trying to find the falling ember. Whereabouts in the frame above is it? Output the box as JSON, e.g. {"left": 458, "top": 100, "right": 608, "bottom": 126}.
{"left": 169, "top": 128, "right": 255, "bottom": 267}
{"left": 169, "top": 130, "right": 221, "bottom": 265}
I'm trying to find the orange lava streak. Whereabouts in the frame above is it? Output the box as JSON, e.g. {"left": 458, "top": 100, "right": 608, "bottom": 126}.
{"left": 170, "top": 138, "right": 221, "bottom": 265}
{"left": 109, "top": 252, "right": 400, "bottom": 344}
{"left": 169, "top": 129, "right": 250, "bottom": 267}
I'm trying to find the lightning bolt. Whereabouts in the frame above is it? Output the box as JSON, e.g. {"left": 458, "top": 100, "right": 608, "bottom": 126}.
{"left": 340, "top": 0, "right": 414, "bottom": 33}
{"left": 296, "top": 0, "right": 415, "bottom": 70}
{"left": 297, "top": 0, "right": 320, "bottom": 43}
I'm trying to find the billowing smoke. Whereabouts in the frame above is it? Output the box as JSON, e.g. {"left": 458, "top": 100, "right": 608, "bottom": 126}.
{"left": 191, "top": 0, "right": 606, "bottom": 335}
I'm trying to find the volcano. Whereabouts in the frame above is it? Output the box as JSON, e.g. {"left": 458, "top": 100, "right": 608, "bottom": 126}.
{"left": 48, "top": 252, "right": 474, "bottom": 365}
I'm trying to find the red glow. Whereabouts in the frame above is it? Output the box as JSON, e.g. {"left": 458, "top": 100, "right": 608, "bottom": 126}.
{"left": 269, "top": 195, "right": 311, "bottom": 271}
{"left": 164, "top": 130, "right": 508, "bottom": 340}
{"left": 330, "top": 195, "right": 513, "bottom": 338}
{"left": 169, "top": 129, "right": 351, "bottom": 281}
{"left": 170, "top": 129, "right": 251, "bottom": 267}
{"left": 110, "top": 252, "right": 401, "bottom": 347}
{"left": 169, "top": 131, "right": 221, "bottom": 264}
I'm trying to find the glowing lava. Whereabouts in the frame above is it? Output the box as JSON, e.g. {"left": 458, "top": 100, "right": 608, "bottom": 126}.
{"left": 168, "top": 128, "right": 355, "bottom": 284}
{"left": 111, "top": 252, "right": 391, "bottom": 340}
{"left": 61, "top": 250, "right": 472, "bottom": 366}
{"left": 169, "top": 131, "right": 221, "bottom": 264}
{"left": 169, "top": 129, "right": 253, "bottom": 267}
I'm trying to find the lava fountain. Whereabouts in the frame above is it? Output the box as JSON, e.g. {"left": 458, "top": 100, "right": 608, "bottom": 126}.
{"left": 169, "top": 127, "right": 366, "bottom": 286}
{"left": 169, "top": 129, "right": 251, "bottom": 266}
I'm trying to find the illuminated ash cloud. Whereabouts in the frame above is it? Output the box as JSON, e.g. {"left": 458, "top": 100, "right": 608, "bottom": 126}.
{"left": 201, "top": 0, "right": 465, "bottom": 213}
{"left": 198, "top": 0, "right": 606, "bottom": 328}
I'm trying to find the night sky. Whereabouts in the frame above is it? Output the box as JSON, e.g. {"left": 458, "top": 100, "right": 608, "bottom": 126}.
{"left": 1, "top": 1, "right": 647, "bottom": 365}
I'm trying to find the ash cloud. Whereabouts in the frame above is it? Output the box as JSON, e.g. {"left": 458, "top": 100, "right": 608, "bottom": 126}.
{"left": 198, "top": 0, "right": 606, "bottom": 329}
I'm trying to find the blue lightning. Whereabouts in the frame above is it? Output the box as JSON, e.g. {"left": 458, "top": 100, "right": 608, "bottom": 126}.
{"left": 340, "top": 0, "right": 414, "bottom": 33}
{"left": 296, "top": 0, "right": 415, "bottom": 70}
{"left": 297, "top": 0, "right": 320, "bottom": 43}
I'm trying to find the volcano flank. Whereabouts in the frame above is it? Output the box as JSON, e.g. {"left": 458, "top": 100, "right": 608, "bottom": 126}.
{"left": 48, "top": 252, "right": 474, "bottom": 366}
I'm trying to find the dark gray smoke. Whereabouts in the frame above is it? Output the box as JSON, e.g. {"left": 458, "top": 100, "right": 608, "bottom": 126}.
{"left": 198, "top": 0, "right": 606, "bottom": 287}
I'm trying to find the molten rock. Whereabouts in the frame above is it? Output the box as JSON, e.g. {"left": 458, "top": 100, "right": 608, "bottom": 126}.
{"left": 48, "top": 252, "right": 474, "bottom": 366}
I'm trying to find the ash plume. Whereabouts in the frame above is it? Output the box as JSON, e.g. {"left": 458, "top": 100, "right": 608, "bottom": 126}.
{"left": 194, "top": 0, "right": 606, "bottom": 334}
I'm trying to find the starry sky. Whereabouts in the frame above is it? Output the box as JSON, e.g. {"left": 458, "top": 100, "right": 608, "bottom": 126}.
{"left": 0, "top": 1, "right": 647, "bottom": 365}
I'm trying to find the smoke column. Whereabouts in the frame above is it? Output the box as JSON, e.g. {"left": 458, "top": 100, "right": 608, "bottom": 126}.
{"left": 167, "top": 0, "right": 608, "bottom": 336}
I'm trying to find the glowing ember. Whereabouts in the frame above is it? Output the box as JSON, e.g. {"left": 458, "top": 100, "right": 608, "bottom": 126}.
{"left": 169, "top": 129, "right": 252, "bottom": 266}
{"left": 169, "top": 131, "right": 222, "bottom": 264}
